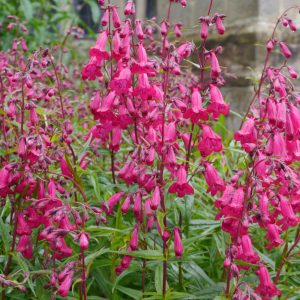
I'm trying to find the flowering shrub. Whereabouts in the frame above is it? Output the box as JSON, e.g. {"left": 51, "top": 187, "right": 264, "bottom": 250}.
{"left": 0, "top": 0, "right": 299, "bottom": 299}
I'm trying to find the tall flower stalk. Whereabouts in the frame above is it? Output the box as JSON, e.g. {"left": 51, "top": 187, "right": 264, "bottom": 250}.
{"left": 83, "top": 0, "right": 228, "bottom": 297}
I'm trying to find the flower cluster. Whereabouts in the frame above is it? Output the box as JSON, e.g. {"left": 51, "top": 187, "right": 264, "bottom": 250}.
{"left": 217, "top": 10, "right": 300, "bottom": 299}
{"left": 83, "top": 0, "right": 228, "bottom": 293}
{"left": 0, "top": 18, "right": 103, "bottom": 298}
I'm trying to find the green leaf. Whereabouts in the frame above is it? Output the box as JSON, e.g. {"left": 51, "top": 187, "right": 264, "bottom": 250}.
{"left": 12, "top": 253, "right": 36, "bottom": 296}
{"left": 78, "top": 133, "right": 92, "bottom": 163}
{"left": 122, "top": 250, "right": 164, "bottom": 261}
{"left": 155, "top": 264, "right": 163, "bottom": 293}
{"left": 85, "top": 247, "right": 109, "bottom": 265}
{"left": 84, "top": 0, "right": 100, "bottom": 24}
{"left": 116, "top": 286, "right": 143, "bottom": 300}
{"left": 20, "top": 0, "right": 33, "bottom": 20}
{"left": 0, "top": 217, "right": 11, "bottom": 253}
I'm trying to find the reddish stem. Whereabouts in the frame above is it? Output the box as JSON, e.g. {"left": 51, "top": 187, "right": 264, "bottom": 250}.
{"left": 81, "top": 248, "right": 87, "bottom": 300}
{"left": 48, "top": 53, "right": 65, "bottom": 119}
{"left": 160, "top": 2, "right": 173, "bottom": 297}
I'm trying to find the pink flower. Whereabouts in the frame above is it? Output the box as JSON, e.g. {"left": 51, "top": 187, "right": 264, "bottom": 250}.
{"left": 89, "top": 31, "right": 109, "bottom": 60}
{"left": 107, "top": 191, "right": 125, "bottom": 214}
{"left": 29, "top": 108, "right": 38, "bottom": 125}
{"left": 279, "top": 42, "right": 292, "bottom": 58}
{"left": 53, "top": 238, "right": 73, "bottom": 259}
{"left": 215, "top": 14, "right": 225, "bottom": 35}
{"left": 112, "top": 6, "right": 121, "bottom": 28}
{"left": 278, "top": 195, "right": 299, "bottom": 229}
{"left": 266, "top": 39, "right": 274, "bottom": 52}
{"left": 174, "top": 23, "right": 182, "bottom": 37}
{"left": 121, "top": 195, "right": 131, "bottom": 214}
{"left": 121, "top": 252, "right": 133, "bottom": 269}
{"left": 176, "top": 42, "right": 194, "bottom": 63}
{"left": 0, "top": 166, "right": 10, "bottom": 189}
{"left": 288, "top": 19, "right": 297, "bottom": 32}
{"left": 133, "top": 192, "right": 142, "bottom": 220}
{"left": 124, "top": 1, "right": 135, "bottom": 15}
{"left": 168, "top": 165, "right": 194, "bottom": 197}
{"left": 17, "top": 235, "right": 33, "bottom": 259}
{"left": 265, "top": 224, "right": 284, "bottom": 250}
{"left": 58, "top": 271, "right": 74, "bottom": 298}
{"left": 239, "top": 234, "right": 260, "bottom": 264}
{"left": 82, "top": 57, "right": 102, "bottom": 80}
{"left": 79, "top": 232, "right": 89, "bottom": 250}
{"left": 198, "top": 124, "right": 223, "bottom": 156}
{"left": 289, "top": 104, "right": 300, "bottom": 138}
{"left": 21, "top": 37, "right": 27, "bottom": 52}
{"left": 160, "top": 20, "right": 168, "bottom": 36}
{"left": 135, "top": 20, "right": 144, "bottom": 40}
{"left": 109, "top": 68, "right": 132, "bottom": 95}
{"left": 199, "top": 17, "right": 209, "bottom": 40}
{"left": 255, "top": 265, "right": 281, "bottom": 299}
{"left": 101, "top": 9, "right": 109, "bottom": 26}
{"left": 272, "top": 132, "right": 287, "bottom": 160}
{"left": 133, "top": 74, "right": 154, "bottom": 100}
{"left": 48, "top": 179, "right": 57, "bottom": 199}
{"left": 288, "top": 66, "right": 298, "bottom": 79}
{"left": 204, "top": 163, "right": 225, "bottom": 196}
{"left": 129, "top": 225, "right": 139, "bottom": 250}
{"left": 150, "top": 186, "right": 161, "bottom": 210}
{"left": 234, "top": 118, "right": 257, "bottom": 147}
{"left": 173, "top": 227, "right": 183, "bottom": 258}
{"left": 215, "top": 185, "right": 235, "bottom": 209}
{"left": 16, "top": 213, "right": 32, "bottom": 236}
{"left": 164, "top": 122, "right": 177, "bottom": 144}
{"left": 184, "top": 87, "right": 208, "bottom": 123}
{"left": 210, "top": 52, "right": 221, "bottom": 79}
{"left": 60, "top": 158, "right": 73, "bottom": 178}
{"left": 207, "top": 84, "right": 229, "bottom": 118}
{"left": 98, "top": 91, "right": 116, "bottom": 113}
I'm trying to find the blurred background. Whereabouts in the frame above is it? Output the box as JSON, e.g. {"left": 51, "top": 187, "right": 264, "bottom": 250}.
{"left": 1, "top": 0, "right": 299, "bottom": 129}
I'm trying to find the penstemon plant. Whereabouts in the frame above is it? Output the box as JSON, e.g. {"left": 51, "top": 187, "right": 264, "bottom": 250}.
{"left": 218, "top": 6, "right": 300, "bottom": 299}
{"left": 0, "top": 0, "right": 299, "bottom": 299}
{"left": 83, "top": 0, "right": 230, "bottom": 298}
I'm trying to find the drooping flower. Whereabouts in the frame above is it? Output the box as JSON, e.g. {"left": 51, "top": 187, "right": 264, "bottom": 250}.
{"left": 129, "top": 225, "right": 139, "bottom": 250}
{"left": 58, "top": 271, "right": 74, "bottom": 298}
{"left": 168, "top": 165, "right": 194, "bottom": 197}
{"left": 89, "top": 31, "right": 109, "bottom": 60}
{"left": 16, "top": 213, "right": 32, "bottom": 236}
{"left": 214, "top": 14, "right": 225, "bottom": 35}
{"left": 255, "top": 265, "right": 281, "bottom": 299}
{"left": 265, "top": 224, "right": 284, "bottom": 250}
{"left": 234, "top": 118, "right": 257, "bottom": 145}
{"left": 173, "top": 227, "right": 183, "bottom": 258}
{"left": 239, "top": 234, "right": 260, "bottom": 264}
{"left": 204, "top": 163, "right": 225, "bottom": 196}
{"left": 60, "top": 158, "right": 73, "bottom": 178}
{"left": 107, "top": 191, "right": 125, "bottom": 214}
{"left": 210, "top": 52, "right": 221, "bottom": 79}
{"left": 198, "top": 124, "right": 223, "bottom": 156}
{"left": 184, "top": 87, "right": 208, "bottom": 123}
{"left": 150, "top": 186, "right": 161, "bottom": 210}
{"left": 279, "top": 42, "right": 292, "bottom": 59}
{"left": 207, "top": 84, "right": 229, "bottom": 118}
{"left": 79, "top": 232, "right": 89, "bottom": 250}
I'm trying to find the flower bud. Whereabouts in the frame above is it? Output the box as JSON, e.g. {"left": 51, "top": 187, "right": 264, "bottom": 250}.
{"left": 173, "top": 227, "right": 183, "bottom": 258}
{"left": 79, "top": 232, "right": 89, "bottom": 250}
